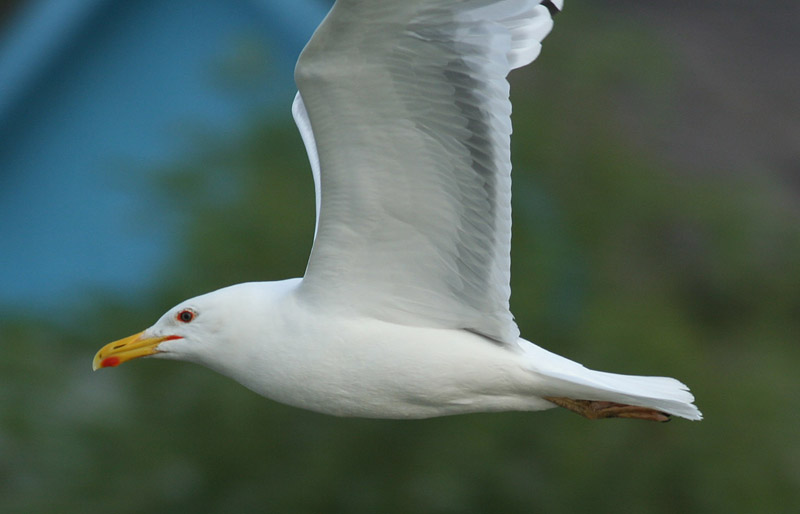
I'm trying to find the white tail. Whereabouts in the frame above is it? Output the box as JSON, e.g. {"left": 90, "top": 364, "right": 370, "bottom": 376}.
{"left": 519, "top": 340, "right": 702, "bottom": 420}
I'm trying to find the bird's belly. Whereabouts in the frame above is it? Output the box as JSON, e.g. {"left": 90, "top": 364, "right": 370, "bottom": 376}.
{"left": 227, "top": 318, "right": 552, "bottom": 418}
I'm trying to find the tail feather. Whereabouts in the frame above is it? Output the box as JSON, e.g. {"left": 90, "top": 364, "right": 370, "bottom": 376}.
{"left": 518, "top": 340, "right": 702, "bottom": 421}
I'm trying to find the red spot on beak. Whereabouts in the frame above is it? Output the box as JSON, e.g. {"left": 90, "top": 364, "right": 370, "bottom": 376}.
{"left": 101, "top": 356, "right": 121, "bottom": 368}
{"left": 163, "top": 335, "right": 183, "bottom": 341}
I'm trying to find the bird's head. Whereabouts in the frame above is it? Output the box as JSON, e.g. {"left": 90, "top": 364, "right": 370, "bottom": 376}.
{"left": 92, "top": 282, "right": 275, "bottom": 371}
{"left": 93, "top": 299, "right": 211, "bottom": 371}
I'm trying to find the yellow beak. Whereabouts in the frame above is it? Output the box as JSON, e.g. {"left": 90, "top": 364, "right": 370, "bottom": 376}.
{"left": 92, "top": 332, "right": 172, "bottom": 370}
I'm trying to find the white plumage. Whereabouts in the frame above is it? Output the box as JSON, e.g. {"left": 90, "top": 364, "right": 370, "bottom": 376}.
{"left": 94, "top": 0, "right": 701, "bottom": 422}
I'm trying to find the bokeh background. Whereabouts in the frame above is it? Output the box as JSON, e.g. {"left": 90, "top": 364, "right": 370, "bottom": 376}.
{"left": 1, "top": 0, "right": 798, "bottom": 512}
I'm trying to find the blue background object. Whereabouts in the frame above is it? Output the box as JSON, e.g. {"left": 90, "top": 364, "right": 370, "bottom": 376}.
{"left": 0, "top": 0, "right": 327, "bottom": 309}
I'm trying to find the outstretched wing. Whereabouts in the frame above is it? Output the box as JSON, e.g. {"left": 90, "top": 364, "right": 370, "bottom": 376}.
{"left": 292, "top": 0, "right": 562, "bottom": 344}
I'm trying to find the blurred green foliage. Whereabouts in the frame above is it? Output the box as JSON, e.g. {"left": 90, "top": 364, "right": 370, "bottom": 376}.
{"left": 2, "top": 3, "right": 799, "bottom": 513}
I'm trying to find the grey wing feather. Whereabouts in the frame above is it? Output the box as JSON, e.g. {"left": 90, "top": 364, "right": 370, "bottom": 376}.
{"left": 292, "top": 0, "right": 560, "bottom": 344}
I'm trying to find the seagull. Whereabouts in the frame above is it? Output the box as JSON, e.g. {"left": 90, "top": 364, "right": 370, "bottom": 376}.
{"left": 93, "top": 0, "right": 701, "bottom": 422}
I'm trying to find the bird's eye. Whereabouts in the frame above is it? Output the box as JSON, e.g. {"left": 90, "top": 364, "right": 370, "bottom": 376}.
{"left": 176, "top": 309, "right": 195, "bottom": 323}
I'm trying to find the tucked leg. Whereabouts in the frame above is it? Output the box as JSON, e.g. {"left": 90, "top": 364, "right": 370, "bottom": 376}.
{"left": 544, "top": 397, "right": 671, "bottom": 422}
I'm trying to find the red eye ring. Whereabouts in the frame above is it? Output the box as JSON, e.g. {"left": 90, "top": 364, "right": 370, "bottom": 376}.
{"left": 176, "top": 309, "right": 195, "bottom": 323}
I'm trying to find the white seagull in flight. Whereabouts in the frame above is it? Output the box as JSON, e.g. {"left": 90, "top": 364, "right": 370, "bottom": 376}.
{"left": 94, "top": 0, "right": 701, "bottom": 422}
